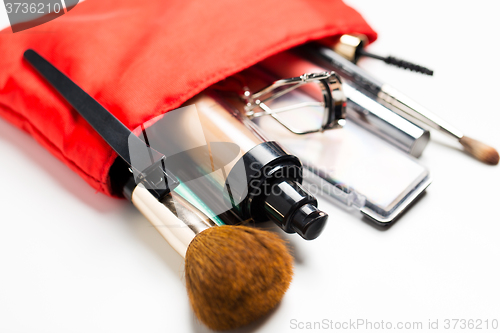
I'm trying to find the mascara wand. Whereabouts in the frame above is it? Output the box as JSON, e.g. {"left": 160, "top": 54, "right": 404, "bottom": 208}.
{"left": 24, "top": 49, "right": 294, "bottom": 331}
{"left": 333, "top": 34, "right": 434, "bottom": 76}
{"left": 357, "top": 49, "right": 434, "bottom": 76}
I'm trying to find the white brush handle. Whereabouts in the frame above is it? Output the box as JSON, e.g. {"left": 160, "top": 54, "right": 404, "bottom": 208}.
{"left": 131, "top": 184, "right": 215, "bottom": 258}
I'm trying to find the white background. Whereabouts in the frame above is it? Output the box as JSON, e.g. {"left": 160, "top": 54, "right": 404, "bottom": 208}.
{"left": 1, "top": 1, "right": 499, "bottom": 332}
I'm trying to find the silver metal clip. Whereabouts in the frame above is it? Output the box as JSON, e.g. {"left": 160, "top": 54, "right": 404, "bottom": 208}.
{"left": 241, "top": 71, "right": 346, "bottom": 134}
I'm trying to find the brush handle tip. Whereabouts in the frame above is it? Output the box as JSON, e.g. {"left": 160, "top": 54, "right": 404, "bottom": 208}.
{"left": 459, "top": 136, "right": 499, "bottom": 165}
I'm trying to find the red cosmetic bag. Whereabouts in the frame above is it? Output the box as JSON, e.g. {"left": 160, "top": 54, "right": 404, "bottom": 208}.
{"left": 0, "top": 0, "right": 376, "bottom": 196}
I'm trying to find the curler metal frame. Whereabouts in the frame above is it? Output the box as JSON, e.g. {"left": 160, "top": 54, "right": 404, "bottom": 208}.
{"left": 241, "top": 72, "right": 346, "bottom": 135}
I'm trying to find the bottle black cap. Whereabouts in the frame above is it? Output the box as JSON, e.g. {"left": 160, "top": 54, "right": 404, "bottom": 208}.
{"left": 290, "top": 203, "right": 328, "bottom": 240}
{"left": 264, "top": 179, "right": 328, "bottom": 240}
{"left": 225, "top": 141, "right": 328, "bottom": 239}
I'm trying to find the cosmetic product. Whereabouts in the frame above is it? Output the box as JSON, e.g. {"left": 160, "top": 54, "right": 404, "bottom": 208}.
{"left": 23, "top": 49, "right": 294, "bottom": 331}
{"left": 302, "top": 43, "right": 499, "bottom": 165}
{"left": 230, "top": 65, "right": 431, "bottom": 224}
{"left": 332, "top": 34, "right": 434, "bottom": 75}
{"left": 138, "top": 92, "right": 329, "bottom": 240}
{"left": 259, "top": 51, "right": 430, "bottom": 157}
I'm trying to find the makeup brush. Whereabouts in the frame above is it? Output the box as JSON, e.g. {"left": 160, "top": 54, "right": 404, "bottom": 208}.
{"left": 185, "top": 223, "right": 293, "bottom": 330}
{"left": 379, "top": 85, "right": 500, "bottom": 165}
{"left": 303, "top": 44, "right": 499, "bottom": 165}
{"left": 127, "top": 182, "right": 294, "bottom": 331}
{"left": 24, "top": 49, "right": 294, "bottom": 331}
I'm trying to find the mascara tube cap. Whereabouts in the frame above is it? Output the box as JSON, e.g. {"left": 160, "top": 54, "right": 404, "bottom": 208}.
{"left": 264, "top": 179, "right": 328, "bottom": 240}
{"left": 332, "top": 34, "right": 367, "bottom": 63}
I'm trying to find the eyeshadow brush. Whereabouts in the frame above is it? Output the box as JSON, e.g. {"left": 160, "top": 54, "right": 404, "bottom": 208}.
{"left": 302, "top": 44, "right": 499, "bottom": 165}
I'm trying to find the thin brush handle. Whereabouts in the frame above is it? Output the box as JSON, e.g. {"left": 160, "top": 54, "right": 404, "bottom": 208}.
{"left": 377, "top": 85, "right": 463, "bottom": 139}
{"left": 24, "top": 49, "right": 177, "bottom": 198}
{"left": 303, "top": 44, "right": 463, "bottom": 140}
{"left": 23, "top": 50, "right": 169, "bottom": 172}
{"left": 23, "top": 50, "right": 147, "bottom": 166}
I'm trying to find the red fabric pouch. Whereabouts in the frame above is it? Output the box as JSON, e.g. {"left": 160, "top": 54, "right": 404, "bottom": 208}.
{"left": 0, "top": 0, "right": 376, "bottom": 196}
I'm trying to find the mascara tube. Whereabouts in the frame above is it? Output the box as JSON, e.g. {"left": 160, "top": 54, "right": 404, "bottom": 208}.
{"left": 297, "top": 45, "right": 430, "bottom": 157}
{"left": 342, "top": 82, "right": 430, "bottom": 157}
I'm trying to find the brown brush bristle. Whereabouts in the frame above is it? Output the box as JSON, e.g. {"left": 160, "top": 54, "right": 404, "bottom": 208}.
{"left": 184, "top": 225, "right": 293, "bottom": 331}
{"left": 459, "top": 136, "right": 499, "bottom": 165}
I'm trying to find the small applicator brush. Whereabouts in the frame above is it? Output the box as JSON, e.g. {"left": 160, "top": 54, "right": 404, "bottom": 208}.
{"left": 24, "top": 49, "right": 294, "bottom": 330}
{"left": 304, "top": 44, "right": 499, "bottom": 165}
{"left": 458, "top": 136, "right": 499, "bottom": 165}
{"left": 378, "top": 85, "right": 500, "bottom": 165}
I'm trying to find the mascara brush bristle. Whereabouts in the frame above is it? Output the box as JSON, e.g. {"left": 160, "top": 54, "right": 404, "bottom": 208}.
{"left": 459, "top": 136, "right": 499, "bottom": 165}
{"left": 185, "top": 225, "right": 293, "bottom": 331}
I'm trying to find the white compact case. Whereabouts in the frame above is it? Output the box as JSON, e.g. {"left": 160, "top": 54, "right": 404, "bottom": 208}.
{"left": 250, "top": 83, "right": 431, "bottom": 224}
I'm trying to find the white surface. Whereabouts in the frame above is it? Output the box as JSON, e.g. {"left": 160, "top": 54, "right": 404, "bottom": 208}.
{"left": 1, "top": 1, "right": 499, "bottom": 332}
